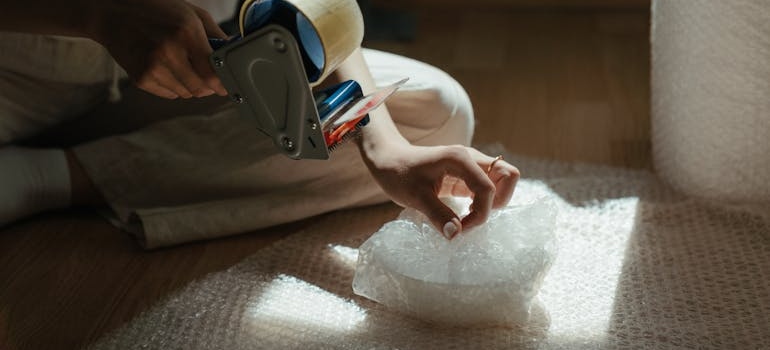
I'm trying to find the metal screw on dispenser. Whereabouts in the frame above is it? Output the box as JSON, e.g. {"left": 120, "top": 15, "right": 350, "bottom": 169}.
{"left": 213, "top": 57, "right": 224, "bottom": 68}
{"left": 282, "top": 137, "right": 296, "bottom": 151}
{"left": 309, "top": 121, "right": 318, "bottom": 130}
{"left": 272, "top": 37, "right": 287, "bottom": 53}
{"left": 232, "top": 94, "right": 244, "bottom": 104}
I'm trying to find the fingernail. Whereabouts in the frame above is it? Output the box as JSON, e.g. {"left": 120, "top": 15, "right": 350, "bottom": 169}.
{"left": 196, "top": 88, "right": 215, "bottom": 97}
{"left": 443, "top": 220, "right": 459, "bottom": 239}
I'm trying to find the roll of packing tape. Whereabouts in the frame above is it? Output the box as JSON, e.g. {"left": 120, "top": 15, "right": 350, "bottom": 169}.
{"left": 238, "top": 0, "right": 364, "bottom": 85}
{"left": 651, "top": 0, "right": 770, "bottom": 203}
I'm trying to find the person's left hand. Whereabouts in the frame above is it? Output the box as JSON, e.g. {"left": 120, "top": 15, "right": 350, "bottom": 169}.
{"left": 362, "top": 143, "right": 520, "bottom": 239}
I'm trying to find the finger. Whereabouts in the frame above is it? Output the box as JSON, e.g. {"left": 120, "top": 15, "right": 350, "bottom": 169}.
{"left": 185, "top": 15, "right": 229, "bottom": 96}
{"left": 414, "top": 191, "right": 463, "bottom": 240}
{"left": 489, "top": 162, "right": 520, "bottom": 208}
{"left": 461, "top": 194, "right": 494, "bottom": 232}
{"left": 136, "top": 64, "right": 192, "bottom": 98}
{"left": 136, "top": 78, "right": 180, "bottom": 99}
{"left": 188, "top": 44, "right": 228, "bottom": 96}
{"left": 165, "top": 47, "right": 215, "bottom": 97}
{"left": 439, "top": 175, "right": 472, "bottom": 198}
{"left": 441, "top": 148, "right": 496, "bottom": 231}
{"left": 469, "top": 149, "right": 520, "bottom": 208}
{"left": 149, "top": 64, "right": 194, "bottom": 98}
{"left": 192, "top": 5, "right": 228, "bottom": 39}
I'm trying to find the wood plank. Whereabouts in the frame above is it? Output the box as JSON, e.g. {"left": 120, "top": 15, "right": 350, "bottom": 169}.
{"left": 364, "top": 9, "right": 651, "bottom": 168}
{"left": 0, "top": 211, "right": 300, "bottom": 349}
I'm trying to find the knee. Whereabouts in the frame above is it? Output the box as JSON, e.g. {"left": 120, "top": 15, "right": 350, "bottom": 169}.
{"left": 389, "top": 65, "right": 475, "bottom": 147}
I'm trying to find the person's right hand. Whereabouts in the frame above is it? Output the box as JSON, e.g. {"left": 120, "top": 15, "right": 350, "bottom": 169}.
{"left": 92, "top": 0, "right": 229, "bottom": 99}
{"left": 361, "top": 142, "right": 520, "bottom": 239}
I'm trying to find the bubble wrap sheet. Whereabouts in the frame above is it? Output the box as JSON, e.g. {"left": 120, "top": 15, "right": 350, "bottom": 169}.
{"left": 88, "top": 146, "right": 770, "bottom": 350}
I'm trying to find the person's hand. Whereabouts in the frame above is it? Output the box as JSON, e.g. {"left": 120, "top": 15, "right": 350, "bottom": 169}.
{"left": 363, "top": 143, "right": 520, "bottom": 239}
{"left": 91, "top": 0, "right": 229, "bottom": 99}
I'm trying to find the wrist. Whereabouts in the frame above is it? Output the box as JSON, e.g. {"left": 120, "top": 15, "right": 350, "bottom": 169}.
{"left": 357, "top": 131, "right": 411, "bottom": 169}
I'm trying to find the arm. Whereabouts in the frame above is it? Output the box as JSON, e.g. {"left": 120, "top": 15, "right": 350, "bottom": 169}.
{"left": 0, "top": 0, "right": 228, "bottom": 99}
{"left": 329, "top": 48, "right": 520, "bottom": 238}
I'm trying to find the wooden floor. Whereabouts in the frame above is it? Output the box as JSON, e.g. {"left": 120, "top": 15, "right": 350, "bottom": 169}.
{"left": 0, "top": 7, "right": 650, "bottom": 350}
{"left": 369, "top": 8, "right": 651, "bottom": 168}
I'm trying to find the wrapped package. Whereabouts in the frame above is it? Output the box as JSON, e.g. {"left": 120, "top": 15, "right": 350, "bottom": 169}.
{"left": 353, "top": 196, "right": 557, "bottom": 327}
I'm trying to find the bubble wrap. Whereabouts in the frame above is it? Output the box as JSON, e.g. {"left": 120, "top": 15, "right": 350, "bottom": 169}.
{"left": 352, "top": 196, "right": 557, "bottom": 327}
{"left": 651, "top": 0, "right": 770, "bottom": 203}
{"left": 88, "top": 146, "right": 770, "bottom": 350}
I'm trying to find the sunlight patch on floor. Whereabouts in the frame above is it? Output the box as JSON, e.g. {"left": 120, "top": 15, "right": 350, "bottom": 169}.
{"left": 245, "top": 274, "right": 367, "bottom": 332}
{"left": 327, "top": 244, "right": 359, "bottom": 269}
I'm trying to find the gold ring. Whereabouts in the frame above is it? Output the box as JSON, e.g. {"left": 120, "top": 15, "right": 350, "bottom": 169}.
{"left": 487, "top": 155, "right": 503, "bottom": 174}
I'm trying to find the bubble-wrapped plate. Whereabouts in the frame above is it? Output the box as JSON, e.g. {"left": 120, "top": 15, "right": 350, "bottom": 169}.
{"left": 353, "top": 197, "right": 557, "bottom": 327}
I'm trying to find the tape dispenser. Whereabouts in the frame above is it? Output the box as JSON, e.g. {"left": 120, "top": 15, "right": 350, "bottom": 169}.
{"left": 209, "top": 0, "right": 400, "bottom": 160}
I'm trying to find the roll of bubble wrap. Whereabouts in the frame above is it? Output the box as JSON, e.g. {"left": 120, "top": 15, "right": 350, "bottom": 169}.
{"left": 651, "top": 0, "right": 770, "bottom": 203}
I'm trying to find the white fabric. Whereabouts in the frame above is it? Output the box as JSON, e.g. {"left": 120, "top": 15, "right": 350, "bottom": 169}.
{"left": 0, "top": 33, "right": 118, "bottom": 85}
{"left": 86, "top": 146, "right": 770, "bottom": 349}
{"left": 0, "top": 34, "right": 121, "bottom": 143}
{"left": 0, "top": 147, "right": 70, "bottom": 226}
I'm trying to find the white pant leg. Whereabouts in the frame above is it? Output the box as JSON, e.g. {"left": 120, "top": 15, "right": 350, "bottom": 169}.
{"left": 364, "top": 49, "right": 475, "bottom": 147}
{"left": 73, "top": 48, "right": 475, "bottom": 248}
{"left": 0, "top": 33, "right": 124, "bottom": 144}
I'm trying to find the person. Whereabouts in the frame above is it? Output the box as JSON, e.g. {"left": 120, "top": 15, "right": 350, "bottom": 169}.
{"left": 0, "top": 0, "right": 519, "bottom": 248}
